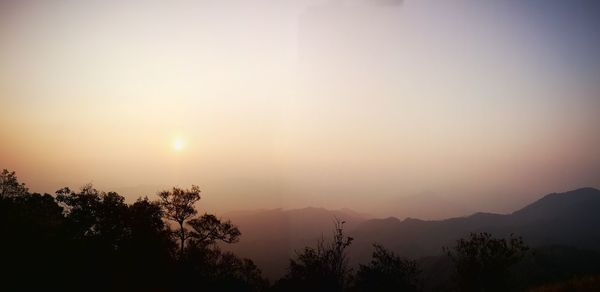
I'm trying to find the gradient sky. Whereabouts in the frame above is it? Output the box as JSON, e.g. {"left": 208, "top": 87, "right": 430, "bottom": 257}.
{"left": 1, "top": 0, "right": 599, "bottom": 218}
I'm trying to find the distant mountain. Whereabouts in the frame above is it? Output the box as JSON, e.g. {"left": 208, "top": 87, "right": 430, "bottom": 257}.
{"left": 349, "top": 187, "right": 600, "bottom": 264}
{"left": 380, "top": 191, "right": 473, "bottom": 220}
{"left": 221, "top": 188, "right": 600, "bottom": 280}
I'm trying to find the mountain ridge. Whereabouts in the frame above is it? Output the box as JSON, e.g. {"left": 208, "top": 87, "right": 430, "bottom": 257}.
{"left": 223, "top": 187, "right": 600, "bottom": 280}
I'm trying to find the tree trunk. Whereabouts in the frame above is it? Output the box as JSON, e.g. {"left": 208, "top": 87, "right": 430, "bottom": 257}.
{"left": 178, "top": 220, "right": 185, "bottom": 259}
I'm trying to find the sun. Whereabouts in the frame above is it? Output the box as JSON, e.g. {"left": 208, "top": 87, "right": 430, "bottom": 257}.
{"left": 172, "top": 137, "right": 185, "bottom": 151}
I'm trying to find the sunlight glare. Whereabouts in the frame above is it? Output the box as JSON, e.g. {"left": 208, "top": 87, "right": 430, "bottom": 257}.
{"left": 172, "top": 137, "right": 185, "bottom": 151}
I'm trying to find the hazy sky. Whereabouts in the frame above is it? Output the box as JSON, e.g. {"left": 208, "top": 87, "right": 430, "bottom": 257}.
{"left": 1, "top": 0, "right": 599, "bottom": 218}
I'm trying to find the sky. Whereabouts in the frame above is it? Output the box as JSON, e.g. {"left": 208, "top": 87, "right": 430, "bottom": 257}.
{"left": 1, "top": 0, "right": 599, "bottom": 218}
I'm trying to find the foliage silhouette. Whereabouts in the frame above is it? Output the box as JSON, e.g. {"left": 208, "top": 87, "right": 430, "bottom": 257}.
{"left": 444, "top": 232, "right": 529, "bottom": 292}
{"left": 0, "top": 169, "right": 28, "bottom": 198}
{"left": 0, "top": 169, "right": 266, "bottom": 291}
{"left": 274, "top": 219, "right": 353, "bottom": 292}
{"left": 158, "top": 185, "right": 202, "bottom": 258}
{"left": 188, "top": 213, "right": 241, "bottom": 246}
{"left": 181, "top": 243, "right": 269, "bottom": 291}
{"left": 1, "top": 168, "right": 598, "bottom": 291}
{"left": 53, "top": 183, "right": 176, "bottom": 290}
{"left": 0, "top": 187, "right": 64, "bottom": 289}
{"left": 352, "top": 244, "right": 421, "bottom": 292}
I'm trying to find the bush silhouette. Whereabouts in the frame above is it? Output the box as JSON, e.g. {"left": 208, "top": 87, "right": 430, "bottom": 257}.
{"left": 274, "top": 219, "right": 353, "bottom": 292}
{"left": 352, "top": 244, "right": 421, "bottom": 292}
{"left": 445, "top": 232, "right": 529, "bottom": 292}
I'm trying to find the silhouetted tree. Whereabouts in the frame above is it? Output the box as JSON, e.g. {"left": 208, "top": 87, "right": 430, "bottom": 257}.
{"left": 0, "top": 169, "right": 28, "bottom": 198}
{"left": 54, "top": 184, "right": 137, "bottom": 289}
{"left": 56, "top": 184, "right": 129, "bottom": 245}
{"left": 158, "top": 185, "right": 201, "bottom": 258}
{"left": 125, "top": 197, "right": 176, "bottom": 290}
{"left": 274, "top": 219, "right": 353, "bottom": 292}
{"left": 182, "top": 244, "right": 269, "bottom": 291}
{"left": 209, "top": 251, "right": 269, "bottom": 292}
{"left": 445, "top": 232, "right": 529, "bottom": 292}
{"left": 156, "top": 185, "right": 269, "bottom": 291}
{"left": 0, "top": 169, "right": 267, "bottom": 291}
{"left": 1, "top": 170, "right": 65, "bottom": 290}
{"left": 188, "top": 213, "right": 241, "bottom": 246}
{"left": 180, "top": 200, "right": 268, "bottom": 290}
{"left": 352, "top": 244, "right": 421, "bottom": 292}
